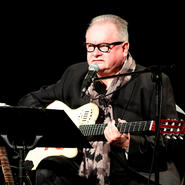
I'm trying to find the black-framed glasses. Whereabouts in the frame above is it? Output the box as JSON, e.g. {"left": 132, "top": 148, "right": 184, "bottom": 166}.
{"left": 86, "top": 41, "right": 124, "bottom": 53}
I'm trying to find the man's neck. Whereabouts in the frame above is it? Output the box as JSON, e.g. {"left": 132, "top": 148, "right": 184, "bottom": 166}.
{"left": 101, "top": 78, "right": 114, "bottom": 89}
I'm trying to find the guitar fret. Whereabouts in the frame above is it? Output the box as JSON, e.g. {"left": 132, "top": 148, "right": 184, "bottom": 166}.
{"left": 128, "top": 122, "right": 132, "bottom": 132}
{"left": 132, "top": 122, "right": 136, "bottom": 132}
{"left": 143, "top": 121, "right": 147, "bottom": 131}
{"left": 135, "top": 122, "right": 139, "bottom": 131}
{"left": 98, "top": 124, "right": 104, "bottom": 135}
{"left": 138, "top": 122, "right": 142, "bottom": 132}
{"left": 89, "top": 125, "right": 93, "bottom": 135}
{"left": 131, "top": 122, "right": 137, "bottom": 132}
{"left": 137, "top": 122, "right": 142, "bottom": 131}
{"left": 86, "top": 125, "right": 91, "bottom": 136}
{"left": 95, "top": 125, "right": 99, "bottom": 135}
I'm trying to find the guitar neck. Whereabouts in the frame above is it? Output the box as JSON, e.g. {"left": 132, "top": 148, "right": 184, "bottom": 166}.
{"left": 79, "top": 121, "right": 153, "bottom": 136}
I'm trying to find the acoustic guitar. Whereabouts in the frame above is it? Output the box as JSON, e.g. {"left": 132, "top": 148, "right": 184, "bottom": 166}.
{"left": 25, "top": 100, "right": 185, "bottom": 170}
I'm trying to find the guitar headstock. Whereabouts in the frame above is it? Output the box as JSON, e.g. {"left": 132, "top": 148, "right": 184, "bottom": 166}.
{"left": 151, "top": 119, "right": 185, "bottom": 140}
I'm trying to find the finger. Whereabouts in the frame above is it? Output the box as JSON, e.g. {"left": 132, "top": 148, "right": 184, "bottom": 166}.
{"left": 120, "top": 133, "right": 130, "bottom": 149}
{"left": 118, "top": 118, "right": 126, "bottom": 123}
{"left": 109, "top": 120, "right": 121, "bottom": 136}
{"left": 121, "top": 133, "right": 130, "bottom": 139}
{"left": 104, "top": 120, "right": 121, "bottom": 142}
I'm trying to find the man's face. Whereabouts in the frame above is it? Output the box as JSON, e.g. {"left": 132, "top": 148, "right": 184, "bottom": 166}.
{"left": 86, "top": 22, "right": 129, "bottom": 76}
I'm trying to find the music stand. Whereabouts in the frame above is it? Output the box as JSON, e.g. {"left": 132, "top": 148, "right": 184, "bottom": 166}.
{"left": 0, "top": 105, "right": 91, "bottom": 185}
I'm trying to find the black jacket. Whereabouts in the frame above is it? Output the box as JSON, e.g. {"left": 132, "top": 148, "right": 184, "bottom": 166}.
{"left": 18, "top": 62, "right": 180, "bottom": 184}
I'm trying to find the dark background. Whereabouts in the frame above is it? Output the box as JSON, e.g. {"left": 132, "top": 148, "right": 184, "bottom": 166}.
{"left": 1, "top": 2, "right": 184, "bottom": 110}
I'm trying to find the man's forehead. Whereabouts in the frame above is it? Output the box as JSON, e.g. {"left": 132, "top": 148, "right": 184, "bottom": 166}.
{"left": 86, "top": 22, "right": 119, "bottom": 43}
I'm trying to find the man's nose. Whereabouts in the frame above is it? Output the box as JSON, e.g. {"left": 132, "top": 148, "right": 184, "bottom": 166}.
{"left": 93, "top": 47, "right": 103, "bottom": 56}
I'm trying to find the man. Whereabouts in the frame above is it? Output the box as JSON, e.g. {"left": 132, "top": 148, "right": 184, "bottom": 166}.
{"left": 18, "top": 14, "right": 180, "bottom": 185}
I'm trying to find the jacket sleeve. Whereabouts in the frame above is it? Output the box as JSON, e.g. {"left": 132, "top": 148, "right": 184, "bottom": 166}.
{"left": 17, "top": 66, "right": 71, "bottom": 108}
{"left": 17, "top": 62, "right": 88, "bottom": 108}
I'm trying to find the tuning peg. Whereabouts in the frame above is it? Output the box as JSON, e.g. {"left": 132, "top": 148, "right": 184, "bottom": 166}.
{"left": 178, "top": 135, "right": 184, "bottom": 140}
{"left": 165, "top": 135, "right": 171, "bottom": 140}
{"left": 172, "top": 135, "right": 177, "bottom": 140}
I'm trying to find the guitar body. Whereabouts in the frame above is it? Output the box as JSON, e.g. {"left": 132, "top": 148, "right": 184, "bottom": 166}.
{"left": 46, "top": 100, "right": 99, "bottom": 127}
{"left": 25, "top": 147, "right": 78, "bottom": 170}
{"left": 25, "top": 100, "right": 99, "bottom": 170}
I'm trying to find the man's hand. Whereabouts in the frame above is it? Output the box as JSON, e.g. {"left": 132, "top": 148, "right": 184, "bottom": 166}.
{"left": 104, "top": 119, "right": 130, "bottom": 149}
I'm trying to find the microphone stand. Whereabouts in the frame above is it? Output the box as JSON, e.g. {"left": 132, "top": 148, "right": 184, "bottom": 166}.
{"left": 151, "top": 70, "right": 162, "bottom": 185}
{"left": 94, "top": 65, "right": 175, "bottom": 185}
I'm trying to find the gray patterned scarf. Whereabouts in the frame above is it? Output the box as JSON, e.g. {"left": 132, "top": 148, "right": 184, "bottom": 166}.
{"left": 79, "top": 54, "right": 136, "bottom": 185}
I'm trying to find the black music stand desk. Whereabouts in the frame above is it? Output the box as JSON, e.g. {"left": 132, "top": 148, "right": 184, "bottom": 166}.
{"left": 0, "top": 105, "right": 91, "bottom": 148}
{"left": 0, "top": 105, "right": 91, "bottom": 185}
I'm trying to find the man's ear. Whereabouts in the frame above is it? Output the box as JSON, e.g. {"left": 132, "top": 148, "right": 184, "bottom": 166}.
{"left": 122, "top": 42, "right": 129, "bottom": 57}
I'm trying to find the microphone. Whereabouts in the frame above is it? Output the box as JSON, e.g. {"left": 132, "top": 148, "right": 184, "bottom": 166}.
{"left": 81, "top": 64, "right": 99, "bottom": 98}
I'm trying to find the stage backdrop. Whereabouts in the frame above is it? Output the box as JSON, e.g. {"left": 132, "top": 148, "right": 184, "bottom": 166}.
{"left": 1, "top": 3, "right": 184, "bottom": 110}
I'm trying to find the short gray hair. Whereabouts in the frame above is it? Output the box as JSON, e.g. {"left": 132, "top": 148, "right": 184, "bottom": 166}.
{"left": 86, "top": 14, "right": 129, "bottom": 42}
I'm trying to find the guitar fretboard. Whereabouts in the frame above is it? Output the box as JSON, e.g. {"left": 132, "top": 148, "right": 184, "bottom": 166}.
{"left": 79, "top": 121, "right": 153, "bottom": 136}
